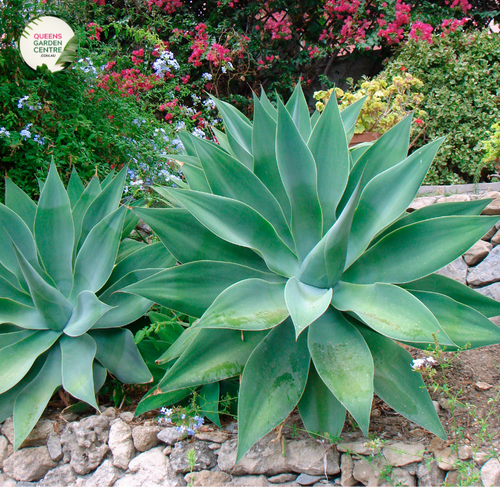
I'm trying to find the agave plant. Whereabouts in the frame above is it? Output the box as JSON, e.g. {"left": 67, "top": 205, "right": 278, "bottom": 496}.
{"left": 0, "top": 163, "right": 176, "bottom": 449}
{"left": 123, "top": 85, "right": 500, "bottom": 461}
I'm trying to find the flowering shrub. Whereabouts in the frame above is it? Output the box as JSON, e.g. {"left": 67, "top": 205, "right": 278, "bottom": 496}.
{"left": 314, "top": 71, "right": 426, "bottom": 135}
{"left": 383, "top": 27, "right": 500, "bottom": 184}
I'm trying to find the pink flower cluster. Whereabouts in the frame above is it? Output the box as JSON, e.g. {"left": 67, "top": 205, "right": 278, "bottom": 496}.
{"left": 86, "top": 22, "right": 103, "bottom": 41}
{"left": 146, "top": 0, "right": 182, "bottom": 13}
{"left": 132, "top": 48, "right": 144, "bottom": 65}
{"left": 262, "top": 11, "right": 293, "bottom": 41}
{"left": 378, "top": 0, "right": 411, "bottom": 44}
{"left": 409, "top": 21, "right": 433, "bottom": 43}
{"left": 97, "top": 68, "right": 159, "bottom": 97}
{"left": 188, "top": 23, "right": 209, "bottom": 67}
{"left": 447, "top": 0, "right": 472, "bottom": 13}
{"left": 206, "top": 43, "right": 231, "bottom": 66}
{"left": 441, "top": 17, "right": 467, "bottom": 35}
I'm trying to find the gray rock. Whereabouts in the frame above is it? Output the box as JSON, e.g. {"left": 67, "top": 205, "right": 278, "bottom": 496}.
{"left": 482, "top": 226, "right": 498, "bottom": 242}
{"left": 0, "top": 435, "right": 11, "bottom": 468}
{"left": 458, "top": 445, "right": 473, "bottom": 461}
{"left": 436, "top": 256, "right": 468, "bottom": 284}
{"left": 47, "top": 433, "right": 63, "bottom": 462}
{"left": 340, "top": 453, "right": 357, "bottom": 487}
{"left": 60, "top": 415, "right": 110, "bottom": 475}
{"left": 0, "top": 472, "right": 16, "bottom": 487}
{"left": 475, "top": 282, "right": 500, "bottom": 302}
{"left": 482, "top": 198, "right": 500, "bottom": 215}
{"left": 435, "top": 447, "right": 458, "bottom": 471}
{"left": 226, "top": 475, "right": 270, "bottom": 487}
{"left": 417, "top": 461, "right": 445, "bottom": 486}
{"left": 39, "top": 463, "right": 77, "bottom": 487}
{"left": 113, "top": 446, "right": 179, "bottom": 487}
{"left": 169, "top": 441, "right": 217, "bottom": 473}
{"left": 491, "top": 230, "right": 500, "bottom": 245}
{"left": 194, "top": 431, "right": 229, "bottom": 444}
{"left": 295, "top": 473, "right": 322, "bottom": 485}
{"left": 444, "top": 470, "right": 459, "bottom": 485}
{"left": 475, "top": 452, "right": 491, "bottom": 466}
{"left": 468, "top": 245, "right": 500, "bottom": 287}
{"left": 3, "top": 446, "right": 57, "bottom": 482}
{"left": 108, "top": 419, "right": 135, "bottom": 470}
{"left": 407, "top": 197, "right": 437, "bottom": 211}
{"left": 218, "top": 435, "right": 340, "bottom": 476}
{"left": 2, "top": 418, "right": 53, "bottom": 448}
{"left": 268, "top": 473, "right": 298, "bottom": 484}
{"left": 337, "top": 440, "right": 380, "bottom": 456}
{"left": 391, "top": 467, "right": 417, "bottom": 487}
{"left": 463, "top": 240, "right": 492, "bottom": 266}
{"left": 119, "top": 412, "right": 134, "bottom": 424}
{"left": 184, "top": 470, "right": 231, "bottom": 487}
{"left": 437, "top": 194, "right": 470, "bottom": 204}
{"left": 85, "top": 459, "right": 124, "bottom": 487}
{"left": 382, "top": 442, "right": 426, "bottom": 466}
{"left": 101, "top": 407, "right": 117, "bottom": 419}
{"left": 481, "top": 458, "right": 500, "bottom": 487}
{"left": 352, "top": 458, "right": 385, "bottom": 486}
{"left": 208, "top": 443, "right": 221, "bottom": 450}
{"left": 132, "top": 426, "right": 161, "bottom": 452}
{"left": 157, "top": 427, "right": 186, "bottom": 446}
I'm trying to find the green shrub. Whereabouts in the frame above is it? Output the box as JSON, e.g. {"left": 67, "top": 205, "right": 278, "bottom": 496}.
{"left": 0, "top": 162, "right": 176, "bottom": 449}
{"left": 383, "top": 28, "right": 500, "bottom": 185}
{"left": 123, "top": 86, "right": 500, "bottom": 461}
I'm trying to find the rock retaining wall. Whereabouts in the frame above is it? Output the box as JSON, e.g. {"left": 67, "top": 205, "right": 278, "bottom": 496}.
{"left": 3, "top": 187, "right": 500, "bottom": 488}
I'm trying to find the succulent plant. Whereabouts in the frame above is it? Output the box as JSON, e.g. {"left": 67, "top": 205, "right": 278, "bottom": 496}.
{"left": 123, "top": 86, "right": 500, "bottom": 461}
{"left": 0, "top": 163, "right": 176, "bottom": 449}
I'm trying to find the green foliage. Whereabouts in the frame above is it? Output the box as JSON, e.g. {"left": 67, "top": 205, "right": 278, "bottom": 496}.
{"left": 314, "top": 72, "right": 426, "bottom": 135}
{"left": 123, "top": 85, "right": 500, "bottom": 462}
{"left": 0, "top": 161, "right": 177, "bottom": 449}
{"left": 383, "top": 28, "right": 500, "bottom": 185}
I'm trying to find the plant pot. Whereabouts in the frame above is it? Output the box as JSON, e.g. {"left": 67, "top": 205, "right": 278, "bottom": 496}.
{"left": 349, "top": 132, "right": 381, "bottom": 146}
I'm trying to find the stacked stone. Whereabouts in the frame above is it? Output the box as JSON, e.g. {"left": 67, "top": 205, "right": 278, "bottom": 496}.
{"left": 1, "top": 412, "right": 500, "bottom": 487}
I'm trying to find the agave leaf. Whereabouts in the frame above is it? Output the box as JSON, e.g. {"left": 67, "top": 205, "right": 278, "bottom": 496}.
{"left": 372, "top": 199, "right": 491, "bottom": 246}
{"left": 135, "top": 387, "right": 194, "bottom": 416}
{"left": 72, "top": 207, "right": 127, "bottom": 297}
{"left": 252, "top": 95, "right": 291, "bottom": 223}
{"left": 331, "top": 282, "right": 454, "bottom": 346}
{"left": 0, "top": 276, "right": 33, "bottom": 307}
{"left": 121, "top": 261, "right": 283, "bottom": 319}
{"left": 340, "top": 96, "right": 367, "bottom": 142}
{"left": 310, "top": 109, "right": 320, "bottom": 129}
{"left": 0, "top": 299, "right": 48, "bottom": 330}
{"left": 12, "top": 241, "right": 72, "bottom": 331}
{"left": 182, "top": 164, "right": 211, "bottom": 193}
{"left": 34, "top": 161, "right": 75, "bottom": 297}
{"left": 177, "top": 130, "right": 198, "bottom": 157}
{"left": 13, "top": 345, "right": 62, "bottom": 450}
{"left": 298, "top": 362, "right": 346, "bottom": 439}
{"left": 64, "top": 291, "right": 114, "bottom": 337}
{"left": 308, "top": 307, "right": 373, "bottom": 435}
{"left": 155, "top": 189, "right": 298, "bottom": 277}
{"left": 93, "top": 360, "right": 107, "bottom": 393}
{"left": 285, "top": 84, "right": 311, "bottom": 141}
{"left": 60, "top": 334, "right": 98, "bottom": 408}
{"left": 104, "top": 242, "right": 176, "bottom": 292}
{"left": 194, "top": 137, "right": 293, "bottom": 249}
{"left": 410, "top": 291, "right": 500, "bottom": 350}
{"left": 196, "top": 279, "right": 288, "bottom": 331}
{"left": 299, "top": 181, "right": 361, "bottom": 289}
{"left": 158, "top": 328, "right": 268, "bottom": 392}
{"left": 77, "top": 167, "right": 126, "bottom": 250}
{"left": 71, "top": 176, "right": 102, "bottom": 259}
{"left": 284, "top": 277, "right": 332, "bottom": 338}
{"left": 89, "top": 328, "right": 151, "bottom": 384}
{"left": 343, "top": 216, "right": 500, "bottom": 285}
{"left": 0, "top": 203, "right": 46, "bottom": 289}
{"left": 276, "top": 99, "right": 323, "bottom": 263}
{"left": 308, "top": 88, "right": 350, "bottom": 231}
{"left": 237, "top": 319, "right": 310, "bottom": 462}
{"left": 5, "top": 178, "right": 37, "bottom": 231}
{"left": 0, "top": 330, "right": 34, "bottom": 350}
{"left": 210, "top": 95, "right": 253, "bottom": 162}
{"left": 67, "top": 168, "right": 85, "bottom": 208}
{"left": 259, "top": 87, "right": 278, "bottom": 120}
{"left": 210, "top": 127, "right": 233, "bottom": 154}
{"left": 121, "top": 199, "right": 143, "bottom": 240}
{"left": 401, "top": 273, "right": 500, "bottom": 318}
{"left": 0, "top": 329, "right": 61, "bottom": 393}
{"left": 156, "top": 326, "right": 200, "bottom": 365}
{"left": 338, "top": 114, "right": 412, "bottom": 215}
{"left": 199, "top": 382, "right": 221, "bottom": 427}
{"left": 355, "top": 320, "right": 446, "bottom": 440}
{"left": 93, "top": 294, "right": 152, "bottom": 329}
{"left": 100, "top": 170, "right": 115, "bottom": 189}
{"left": 132, "top": 207, "right": 268, "bottom": 271}
{"left": 116, "top": 238, "right": 144, "bottom": 264}
{"left": 0, "top": 263, "right": 22, "bottom": 292}
{"left": 346, "top": 138, "right": 445, "bottom": 267}
{"left": 350, "top": 142, "right": 373, "bottom": 167}
{"left": 165, "top": 154, "right": 202, "bottom": 168}
{"left": 0, "top": 354, "right": 47, "bottom": 424}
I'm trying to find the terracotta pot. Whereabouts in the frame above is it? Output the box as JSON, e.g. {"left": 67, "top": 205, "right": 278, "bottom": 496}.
{"left": 349, "top": 132, "right": 381, "bottom": 146}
